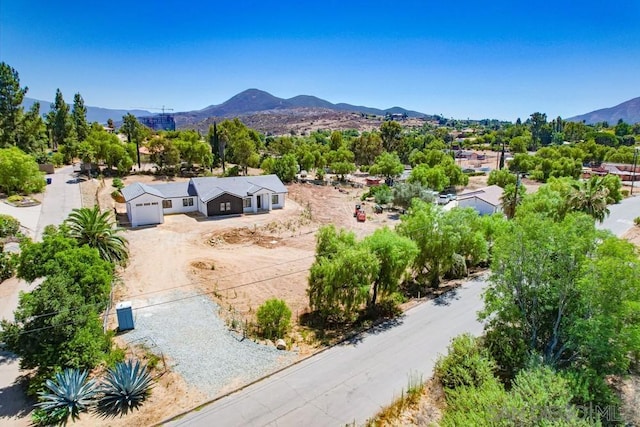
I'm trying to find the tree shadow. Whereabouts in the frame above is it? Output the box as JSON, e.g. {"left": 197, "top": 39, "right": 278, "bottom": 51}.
{"left": 0, "top": 353, "right": 34, "bottom": 420}
{"left": 433, "top": 289, "right": 460, "bottom": 306}
{"left": 338, "top": 316, "right": 405, "bottom": 346}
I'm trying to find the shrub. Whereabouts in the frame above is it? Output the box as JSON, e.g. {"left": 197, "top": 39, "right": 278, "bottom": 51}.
{"left": 225, "top": 165, "right": 240, "bottom": 177}
{"left": 111, "top": 178, "right": 124, "bottom": 190}
{"left": 0, "top": 252, "right": 16, "bottom": 283}
{"left": 0, "top": 214, "right": 20, "bottom": 238}
{"left": 50, "top": 152, "right": 64, "bottom": 167}
{"left": 635, "top": 216, "right": 640, "bottom": 227}
{"left": 256, "top": 298, "right": 292, "bottom": 339}
{"left": 445, "top": 253, "right": 468, "bottom": 279}
{"left": 434, "top": 334, "right": 496, "bottom": 390}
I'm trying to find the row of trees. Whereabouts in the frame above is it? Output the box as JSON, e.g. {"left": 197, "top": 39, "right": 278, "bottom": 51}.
{"left": 307, "top": 201, "right": 503, "bottom": 323}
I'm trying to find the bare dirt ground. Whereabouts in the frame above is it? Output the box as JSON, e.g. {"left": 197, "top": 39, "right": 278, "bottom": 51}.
{"left": 85, "top": 175, "right": 399, "bottom": 425}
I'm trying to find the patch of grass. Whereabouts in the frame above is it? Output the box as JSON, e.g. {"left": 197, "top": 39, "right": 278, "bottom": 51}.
{"left": 365, "top": 372, "right": 425, "bottom": 426}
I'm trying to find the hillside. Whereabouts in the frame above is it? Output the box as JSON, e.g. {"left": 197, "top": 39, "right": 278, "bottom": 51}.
{"left": 173, "top": 88, "right": 427, "bottom": 129}
{"left": 567, "top": 96, "right": 640, "bottom": 124}
{"left": 22, "top": 97, "right": 151, "bottom": 124}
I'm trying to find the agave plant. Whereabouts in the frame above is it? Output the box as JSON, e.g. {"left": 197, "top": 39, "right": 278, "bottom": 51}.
{"left": 97, "top": 359, "right": 154, "bottom": 416}
{"left": 37, "top": 368, "right": 97, "bottom": 424}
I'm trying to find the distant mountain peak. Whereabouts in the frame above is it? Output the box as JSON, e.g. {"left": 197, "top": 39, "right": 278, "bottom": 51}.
{"left": 191, "top": 89, "right": 426, "bottom": 119}
{"left": 567, "top": 96, "right": 640, "bottom": 124}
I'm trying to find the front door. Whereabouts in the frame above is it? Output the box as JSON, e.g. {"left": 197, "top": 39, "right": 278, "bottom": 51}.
{"left": 257, "top": 195, "right": 262, "bottom": 209}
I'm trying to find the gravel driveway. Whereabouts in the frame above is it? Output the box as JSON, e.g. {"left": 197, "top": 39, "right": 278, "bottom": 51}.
{"left": 119, "top": 291, "right": 296, "bottom": 398}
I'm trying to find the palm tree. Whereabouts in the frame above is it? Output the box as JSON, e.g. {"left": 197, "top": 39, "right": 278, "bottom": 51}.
{"left": 37, "top": 369, "right": 97, "bottom": 424}
{"left": 66, "top": 206, "right": 129, "bottom": 265}
{"left": 500, "top": 183, "right": 525, "bottom": 219}
{"left": 566, "top": 176, "right": 610, "bottom": 223}
{"left": 97, "top": 360, "right": 154, "bottom": 417}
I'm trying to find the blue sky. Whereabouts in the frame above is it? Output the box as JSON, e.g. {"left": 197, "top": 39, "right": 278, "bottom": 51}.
{"left": 1, "top": 1, "right": 639, "bottom": 121}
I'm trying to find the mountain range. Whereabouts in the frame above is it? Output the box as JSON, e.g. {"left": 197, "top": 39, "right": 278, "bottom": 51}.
{"left": 22, "top": 90, "right": 640, "bottom": 128}
{"left": 566, "top": 96, "right": 640, "bottom": 125}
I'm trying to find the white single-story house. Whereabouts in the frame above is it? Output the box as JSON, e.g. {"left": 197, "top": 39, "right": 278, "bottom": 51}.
{"left": 121, "top": 175, "right": 288, "bottom": 227}
{"left": 457, "top": 185, "right": 504, "bottom": 216}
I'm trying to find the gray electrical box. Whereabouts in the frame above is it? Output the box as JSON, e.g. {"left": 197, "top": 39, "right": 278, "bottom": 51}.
{"left": 116, "top": 301, "right": 134, "bottom": 331}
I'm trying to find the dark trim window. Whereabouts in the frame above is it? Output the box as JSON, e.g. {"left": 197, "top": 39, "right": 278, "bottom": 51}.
{"left": 272, "top": 194, "right": 279, "bottom": 205}
{"left": 220, "top": 202, "right": 231, "bottom": 212}
{"left": 162, "top": 200, "right": 172, "bottom": 209}
{"left": 183, "top": 198, "right": 194, "bottom": 207}
{"left": 243, "top": 198, "right": 252, "bottom": 208}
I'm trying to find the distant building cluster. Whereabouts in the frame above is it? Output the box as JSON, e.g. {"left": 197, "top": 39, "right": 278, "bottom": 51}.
{"left": 138, "top": 114, "right": 176, "bottom": 131}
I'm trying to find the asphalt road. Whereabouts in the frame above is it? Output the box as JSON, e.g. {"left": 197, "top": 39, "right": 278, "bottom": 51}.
{"left": 0, "top": 165, "right": 82, "bottom": 427}
{"left": 167, "top": 278, "right": 487, "bottom": 427}
{"left": 34, "top": 165, "right": 83, "bottom": 239}
{"left": 166, "top": 196, "right": 639, "bottom": 427}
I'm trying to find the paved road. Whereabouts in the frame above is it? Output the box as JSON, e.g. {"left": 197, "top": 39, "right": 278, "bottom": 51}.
{"left": 0, "top": 165, "right": 82, "bottom": 427}
{"left": 34, "top": 165, "right": 83, "bottom": 239}
{"left": 597, "top": 194, "right": 640, "bottom": 236}
{"left": 168, "top": 279, "right": 487, "bottom": 427}
{"left": 167, "top": 196, "right": 640, "bottom": 427}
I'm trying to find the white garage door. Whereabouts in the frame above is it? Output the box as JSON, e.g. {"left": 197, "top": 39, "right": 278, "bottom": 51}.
{"left": 133, "top": 202, "right": 163, "bottom": 226}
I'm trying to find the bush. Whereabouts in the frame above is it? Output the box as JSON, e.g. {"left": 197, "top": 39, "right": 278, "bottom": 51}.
{"left": 445, "top": 253, "right": 468, "bottom": 279}
{"left": 434, "top": 334, "right": 496, "bottom": 390}
{"left": 0, "top": 252, "right": 16, "bottom": 283}
{"left": 0, "top": 214, "right": 20, "bottom": 238}
{"left": 634, "top": 216, "right": 640, "bottom": 227}
{"left": 256, "top": 298, "right": 292, "bottom": 339}
{"left": 111, "top": 178, "right": 124, "bottom": 190}
{"left": 50, "top": 152, "right": 64, "bottom": 167}
{"left": 224, "top": 165, "right": 240, "bottom": 177}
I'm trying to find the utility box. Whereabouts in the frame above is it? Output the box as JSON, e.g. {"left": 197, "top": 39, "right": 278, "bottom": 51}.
{"left": 116, "top": 301, "right": 134, "bottom": 331}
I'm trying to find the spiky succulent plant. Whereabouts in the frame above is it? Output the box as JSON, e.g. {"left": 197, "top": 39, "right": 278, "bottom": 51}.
{"left": 97, "top": 359, "right": 154, "bottom": 416}
{"left": 37, "top": 368, "right": 97, "bottom": 424}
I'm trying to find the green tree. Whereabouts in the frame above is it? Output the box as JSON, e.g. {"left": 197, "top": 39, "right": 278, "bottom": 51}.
{"left": 121, "top": 113, "right": 142, "bottom": 168}
{"left": 397, "top": 200, "right": 487, "bottom": 287}
{"left": 480, "top": 213, "right": 597, "bottom": 374}
{"left": 408, "top": 164, "right": 449, "bottom": 191}
{"left": 0, "top": 146, "right": 46, "bottom": 194}
{"left": 500, "top": 183, "right": 526, "bottom": 220}
{"left": 369, "top": 152, "right": 404, "bottom": 181}
{"left": 308, "top": 246, "right": 379, "bottom": 322}
{"left": 47, "top": 89, "right": 75, "bottom": 154}
{"left": 65, "top": 206, "right": 129, "bottom": 266}
{"left": 380, "top": 120, "right": 403, "bottom": 152}
{"left": 272, "top": 153, "right": 298, "bottom": 183}
{"left": 565, "top": 176, "right": 610, "bottom": 223}
{"left": 362, "top": 228, "right": 417, "bottom": 307}
{"left": 16, "top": 102, "right": 48, "bottom": 155}
{"left": 487, "top": 168, "right": 516, "bottom": 188}
{"left": 352, "top": 131, "right": 383, "bottom": 165}
{"left": 392, "top": 182, "right": 435, "bottom": 210}
{"left": 0, "top": 62, "right": 27, "bottom": 147}
{"left": 256, "top": 299, "right": 292, "bottom": 339}
{"left": 72, "top": 93, "right": 89, "bottom": 142}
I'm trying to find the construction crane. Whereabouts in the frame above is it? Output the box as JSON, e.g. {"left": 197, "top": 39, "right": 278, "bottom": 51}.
{"left": 132, "top": 106, "right": 174, "bottom": 115}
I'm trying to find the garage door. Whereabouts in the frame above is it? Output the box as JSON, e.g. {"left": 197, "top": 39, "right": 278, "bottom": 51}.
{"left": 133, "top": 202, "right": 163, "bottom": 226}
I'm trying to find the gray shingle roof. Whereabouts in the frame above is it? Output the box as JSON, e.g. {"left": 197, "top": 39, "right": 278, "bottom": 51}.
{"left": 122, "top": 175, "right": 287, "bottom": 203}
{"left": 190, "top": 175, "right": 288, "bottom": 203}
{"left": 458, "top": 185, "right": 504, "bottom": 207}
{"left": 121, "top": 182, "right": 165, "bottom": 201}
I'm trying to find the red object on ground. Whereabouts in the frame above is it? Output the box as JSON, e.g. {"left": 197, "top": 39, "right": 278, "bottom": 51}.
{"left": 356, "top": 210, "right": 366, "bottom": 222}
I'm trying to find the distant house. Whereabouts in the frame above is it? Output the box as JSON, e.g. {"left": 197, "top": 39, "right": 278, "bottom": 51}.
{"left": 585, "top": 162, "right": 639, "bottom": 182}
{"left": 121, "top": 175, "right": 288, "bottom": 227}
{"left": 457, "top": 185, "right": 504, "bottom": 215}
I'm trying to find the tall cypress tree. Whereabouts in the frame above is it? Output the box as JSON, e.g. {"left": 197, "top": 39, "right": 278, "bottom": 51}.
{"left": 72, "top": 93, "right": 89, "bottom": 142}
{"left": 0, "top": 62, "right": 27, "bottom": 148}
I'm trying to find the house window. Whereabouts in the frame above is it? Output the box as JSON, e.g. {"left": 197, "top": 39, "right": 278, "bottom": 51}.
{"left": 135, "top": 203, "right": 143, "bottom": 207}
{"left": 183, "top": 198, "right": 194, "bottom": 207}
{"left": 162, "top": 200, "right": 172, "bottom": 209}
{"left": 151, "top": 202, "right": 158, "bottom": 205}
{"left": 243, "top": 198, "right": 252, "bottom": 208}
{"left": 220, "top": 202, "right": 231, "bottom": 212}
{"left": 272, "top": 194, "right": 279, "bottom": 205}
{"left": 143, "top": 203, "right": 150, "bottom": 206}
